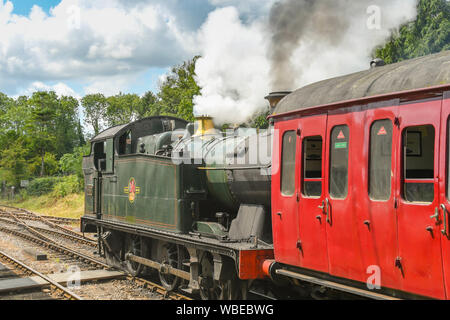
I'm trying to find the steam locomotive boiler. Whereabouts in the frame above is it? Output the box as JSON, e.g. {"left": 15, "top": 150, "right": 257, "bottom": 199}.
{"left": 81, "top": 113, "right": 277, "bottom": 299}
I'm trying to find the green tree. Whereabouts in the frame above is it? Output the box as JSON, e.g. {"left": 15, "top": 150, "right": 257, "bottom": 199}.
{"left": 26, "top": 92, "right": 59, "bottom": 177}
{"left": 374, "top": 0, "right": 450, "bottom": 63}
{"left": 55, "top": 95, "right": 81, "bottom": 158}
{"left": 81, "top": 93, "right": 108, "bottom": 135}
{"left": 139, "top": 91, "right": 158, "bottom": 118}
{"left": 105, "top": 93, "right": 143, "bottom": 127}
{"left": 157, "top": 56, "right": 201, "bottom": 122}
{"left": 59, "top": 144, "right": 90, "bottom": 178}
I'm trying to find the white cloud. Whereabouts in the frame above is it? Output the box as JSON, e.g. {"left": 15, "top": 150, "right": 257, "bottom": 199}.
{"left": 17, "top": 81, "right": 80, "bottom": 99}
{"left": 0, "top": 0, "right": 195, "bottom": 96}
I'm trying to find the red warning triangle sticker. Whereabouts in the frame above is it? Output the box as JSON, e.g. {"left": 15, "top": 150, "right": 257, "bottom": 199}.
{"left": 377, "top": 127, "right": 387, "bottom": 136}
{"left": 337, "top": 131, "right": 345, "bottom": 139}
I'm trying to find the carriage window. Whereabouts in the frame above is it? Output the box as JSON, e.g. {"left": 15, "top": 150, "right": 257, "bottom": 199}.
{"left": 403, "top": 125, "right": 435, "bottom": 203}
{"left": 303, "top": 136, "right": 322, "bottom": 197}
{"left": 281, "top": 131, "right": 297, "bottom": 196}
{"left": 369, "top": 120, "right": 393, "bottom": 201}
{"left": 330, "top": 125, "right": 349, "bottom": 199}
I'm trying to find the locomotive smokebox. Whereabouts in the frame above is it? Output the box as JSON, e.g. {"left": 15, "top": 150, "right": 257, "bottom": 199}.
{"left": 265, "top": 91, "right": 292, "bottom": 109}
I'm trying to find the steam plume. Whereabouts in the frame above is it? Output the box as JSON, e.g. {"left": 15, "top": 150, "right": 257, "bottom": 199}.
{"left": 194, "top": 0, "right": 418, "bottom": 125}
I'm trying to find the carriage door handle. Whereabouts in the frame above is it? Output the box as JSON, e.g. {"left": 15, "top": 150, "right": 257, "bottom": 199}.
{"left": 441, "top": 204, "right": 448, "bottom": 238}
{"left": 325, "top": 198, "right": 331, "bottom": 225}
{"left": 318, "top": 201, "right": 325, "bottom": 212}
{"left": 430, "top": 207, "right": 439, "bottom": 223}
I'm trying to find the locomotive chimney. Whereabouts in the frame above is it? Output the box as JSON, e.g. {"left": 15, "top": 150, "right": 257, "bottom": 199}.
{"left": 265, "top": 91, "right": 292, "bottom": 109}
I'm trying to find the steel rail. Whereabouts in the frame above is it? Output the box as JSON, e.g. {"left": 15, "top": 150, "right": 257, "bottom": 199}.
{"left": 0, "top": 209, "right": 97, "bottom": 245}
{"left": 128, "top": 276, "right": 192, "bottom": 300}
{"left": 0, "top": 212, "right": 78, "bottom": 225}
{"left": 31, "top": 225, "right": 97, "bottom": 248}
{"left": 0, "top": 225, "right": 110, "bottom": 269}
{"left": 0, "top": 205, "right": 193, "bottom": 301}
{"left": 0, "top": 249, "right": 83, "bottom": 300}
{"left": 0, "top": 207, "right": 88, "bottom": 241}
{"left": 0, "top": 215, "right": 97, "bottom": 248}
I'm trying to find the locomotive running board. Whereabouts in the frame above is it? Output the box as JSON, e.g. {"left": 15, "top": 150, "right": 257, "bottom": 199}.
{"left": 276, "top": 269, "right": 401, "bottom": 300}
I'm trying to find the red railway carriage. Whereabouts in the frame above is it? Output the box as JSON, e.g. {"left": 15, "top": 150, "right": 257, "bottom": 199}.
{"left": 266, "top": 50, "right": 450, "bottom": 299}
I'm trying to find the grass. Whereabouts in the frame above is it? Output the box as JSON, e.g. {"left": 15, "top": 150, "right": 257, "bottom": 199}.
{"left": 1, "top": 193, "right": 85, "bottom": 219}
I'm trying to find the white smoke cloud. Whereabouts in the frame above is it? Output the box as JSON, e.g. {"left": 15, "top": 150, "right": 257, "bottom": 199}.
{"left": 193, "top": 7, "right": 270, "bottom": 125}
{"left": 193, "top": 0, "right": 418, "bottom": 125}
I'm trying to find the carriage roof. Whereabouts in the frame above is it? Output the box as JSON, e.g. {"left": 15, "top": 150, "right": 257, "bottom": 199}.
{"left": 273, "top": 50, "right": 450, "bottom": 116}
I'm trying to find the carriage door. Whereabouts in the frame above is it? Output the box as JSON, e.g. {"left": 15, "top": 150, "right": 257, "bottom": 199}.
{"left": 438, "top": 91, "right": 450, "bottom": 299}
{"left": 360, "top": 104, "right": 401, "bottom": 290}
{"left": 272, "top": 119, "right": 301, "bottom": 267}
{"left": 396, "top": 98, "right": 444, "bottom": 299}
{"left": 324, "top": 112, "right": 364, "bottom": 280}
{"left": 297, "top": 114, "right": 329, "bottom": 273}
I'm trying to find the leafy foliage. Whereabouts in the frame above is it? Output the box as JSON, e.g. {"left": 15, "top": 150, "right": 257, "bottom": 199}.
{"left": 27, "top": 176, "right": 60, "bottom": 197}
{"left": 59, "top": 145, "right": 90, "bottom": 178}
{"left": 374, "top": 0, "right": 450, "bottom": 63}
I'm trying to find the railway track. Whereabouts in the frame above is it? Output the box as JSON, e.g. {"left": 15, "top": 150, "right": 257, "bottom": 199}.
{"left": 0, "top": 249, "right": 82, "bottom": 300}
{"left": 0, "top": 205, "right": 192, "bottom": 300}
{"left": 0, "top": 217, "right": 97, "bottom": 248}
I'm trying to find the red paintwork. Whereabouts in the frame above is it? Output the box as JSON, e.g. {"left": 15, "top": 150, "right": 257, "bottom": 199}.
{"left": 297, "top": 115, "right": 329, "bottom": 273}
{"left": 271, "top": 119, "right": 302, "bottom": 268}
{"left": 272, "top": 88, "right": 450, "bottom": 299}
{"left": 396, "top": 99, "right": 444, "bottom": 298}
{"left": 238, "top": 249, "right": 274, "bottom": 280}
{"left": 440, "top": 96, "right": 450, "bottom": 299}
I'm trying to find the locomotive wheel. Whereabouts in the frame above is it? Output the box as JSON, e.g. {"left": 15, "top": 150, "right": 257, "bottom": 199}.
{"left": 124, "top": 234, "right": 144, "bottom": 277}
{"left": 199, "top": 253, "right": 240, "bottom": 300}
{"left": 159, "top": 243, "right": 181, "bottom": 291}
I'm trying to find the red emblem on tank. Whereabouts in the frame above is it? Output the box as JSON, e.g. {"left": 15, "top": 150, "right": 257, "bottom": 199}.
{"left": 124, "top": 178, "right": 140, "bottom": 203}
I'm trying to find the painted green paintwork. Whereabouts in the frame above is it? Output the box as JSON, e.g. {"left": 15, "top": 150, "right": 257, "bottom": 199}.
{"left": 100, "top": 154, "right": 206, "bottom": 233}
{"left": 194, "top": 221, "right": 227, "bottom": 237}
{"left": 105, "top": 139, "right": 114, "bottom": 173}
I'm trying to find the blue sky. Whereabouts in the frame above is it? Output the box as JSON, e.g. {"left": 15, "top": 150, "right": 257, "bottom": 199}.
{"left": 10, "top": 0, "right": 60, "bottom": 15}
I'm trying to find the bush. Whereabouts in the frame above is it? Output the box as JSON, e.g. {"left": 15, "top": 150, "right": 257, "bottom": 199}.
{"left": 26, "top": 175, "right": 82, "bottom": 198}
{"left": 27, "top": 176, "right": 61, "bottom": 196}
{"left": 51, "top": 175, "right": 83, "bottom": 198}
